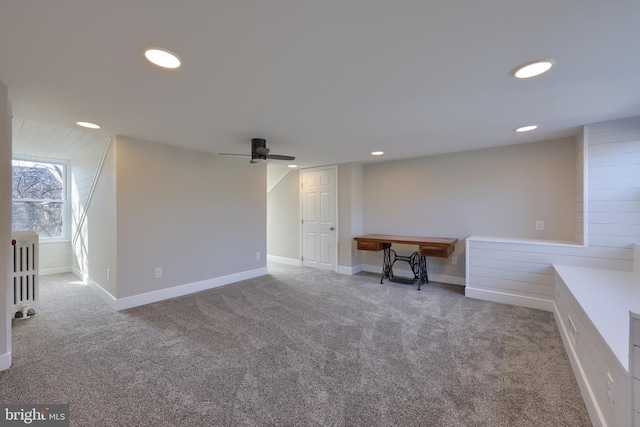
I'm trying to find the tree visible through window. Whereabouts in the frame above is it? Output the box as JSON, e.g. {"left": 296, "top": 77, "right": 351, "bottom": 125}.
{"left": 12, "top": 159, "right": 67, "bottom": 239}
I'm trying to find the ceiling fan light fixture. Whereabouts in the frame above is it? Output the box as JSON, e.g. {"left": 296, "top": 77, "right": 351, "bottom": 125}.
{"left": 288, "top": 164, "right": 298, "bottom": 168}
{"left": 371, "top": 151, "right": 384, "bottom": 156}
{"left": 144, "top": 48, "right": 181, "bottom": 69}
{"left": 513, "top": 60, "right": 553, "bottom": 79}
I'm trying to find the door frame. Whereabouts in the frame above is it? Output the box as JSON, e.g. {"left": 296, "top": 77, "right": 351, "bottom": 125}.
{"left": 299, "top": 165, "right": 339, "bottom": 272}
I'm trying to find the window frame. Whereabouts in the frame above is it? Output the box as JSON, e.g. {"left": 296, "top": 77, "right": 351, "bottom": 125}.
{"left": 11, "top": 155, "right": 71, "bottom": 242}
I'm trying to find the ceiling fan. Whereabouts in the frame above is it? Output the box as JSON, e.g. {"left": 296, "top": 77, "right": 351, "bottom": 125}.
{"left": 219, "top": 138, "right": 295, "bottom": 164}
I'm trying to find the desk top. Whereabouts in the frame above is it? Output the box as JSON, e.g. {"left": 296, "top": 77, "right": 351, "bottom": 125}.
{"left": 354, "top": 234, "right": 458, "bottom": 247}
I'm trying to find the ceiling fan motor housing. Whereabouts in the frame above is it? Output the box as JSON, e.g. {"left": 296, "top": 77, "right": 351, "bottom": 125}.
{"left": 247, "top": 138, "right": 294, "bottom": 163}
{"left": 251, "top": 138, "right": 269, "bottom": 157}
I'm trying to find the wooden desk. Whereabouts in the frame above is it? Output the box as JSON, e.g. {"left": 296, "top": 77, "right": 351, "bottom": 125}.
{"left": 354, "top": 234, "right": 458, "bottom": 290}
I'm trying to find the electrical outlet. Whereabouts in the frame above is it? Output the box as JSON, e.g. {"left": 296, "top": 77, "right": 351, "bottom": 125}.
{"left": 107, "top": 268, "right": 111, "bottom": 280}
{"left": 535, "top": 220, "right": 544, "bottom": 231}
{"left": 451, "top": 256, "right": 458, "bottom": 265}
{"left": 256, "top": 252, "right": 261, "bottom": 260}
{"left": 155, "top": 267, "right": 163, "bottom": 278}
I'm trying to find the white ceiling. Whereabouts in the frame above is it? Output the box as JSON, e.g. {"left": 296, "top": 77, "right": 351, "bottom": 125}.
{"left": 1, "top": 1, "right": 640, "bottom": 168}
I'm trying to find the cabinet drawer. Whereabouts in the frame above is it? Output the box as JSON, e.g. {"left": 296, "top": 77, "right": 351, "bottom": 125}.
{"left": 419, "top": 245, "right": 453, "bottom": 258}
{"left": 635, "top": 346, "right": 640, "bottom": 379}
{"left": 636, "top": 410, "right": 640, "bottom": 427}
{"left": 634, "top": 318, "right": 640, "bottom": 347}
{"left": 357, "top": 241, "right": 385, "bottom": 251}
{"left": 635, "top": 378, "right": 640, "bottom": 410}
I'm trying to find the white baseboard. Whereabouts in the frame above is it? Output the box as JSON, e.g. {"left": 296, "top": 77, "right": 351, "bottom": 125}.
{"left": 0, "top": 352, "right": 11, "bottom": 371}
{"left": 87, "top": 278, "right": 118, "bottom": 310}
{"left": 40, "top": 267, "right": 71, "bottom": 276}
{"left": 267, "top": 255, "right": 301, "bottom": 266}
{"left": 337, "top": 264, "right": 363, "bottom": 275}
{"left": 464, "top": 286, "right": 554, "bottom": 312}
{"left": 361, "top": 264, "right": 465, "bottom": 286}
{"left": 115, "top": 267, "right": 268, "bottom": 310}
{"left": 70, "top": 267, "right": 88, "bottom": 283}
{"left": 553, "top": 302, "right": 605, "bottom": 427}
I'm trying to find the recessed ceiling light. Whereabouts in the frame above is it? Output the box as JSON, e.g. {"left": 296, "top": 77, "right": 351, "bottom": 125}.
{"left": 288, "top": 164, "right": 298, "bottom": 168}
{"left": 76, "top": 121, "right": 101, "bottom": 129}
{"left": 371, "top": 151, "right": 384, "bottom": 156}
{"left": 516, "top": 125, "right": 538, "bottom": 132}
{"left": 514, "top": 60, "right": 553, "bottom": 79}
{"left": 144, "top": 48, "right": 181, "bottom": 69}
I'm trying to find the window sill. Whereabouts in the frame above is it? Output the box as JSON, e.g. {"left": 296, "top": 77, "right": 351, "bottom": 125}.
{"left": 40, "top": 239, "right": 71, "bottom": 244}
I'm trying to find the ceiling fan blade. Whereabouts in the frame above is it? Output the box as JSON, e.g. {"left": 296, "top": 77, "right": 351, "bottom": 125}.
{"left": 266, "top": 154, "right": 295, "bottom": 161}
{"left": 218, "top": 153, "right": 250, "bottom": 157}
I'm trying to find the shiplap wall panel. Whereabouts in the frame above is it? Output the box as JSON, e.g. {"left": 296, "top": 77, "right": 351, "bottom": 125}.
{"left": 590, "top": 200, "right": 640, "bottom": 212}
{"left": 28, "top": 123, "right": 57, "bottom": 154}
{"left": 468, "top": 276, "right": 553, "bottom": 298}
{"left": 468, "top": 257, "right": 555, "bottom": 274}
{"left": 12, "top": 117, "right": 109, "bottom": 274}
{"left": 39, "top": 242, "right": 70, "bottom": 275}
{"left": 13, "top": 119, "right": 40, "bottom": 153}
{"left": 576, "top": 131, "right": 586, "bottom": 245}
{"left": 467, "top": 116, "right": 640, "bottom": 311}
{"left": 588, "top": 115, "right": 640, "bottom": 134}
{"left": 470, "top": 266, "right": 555, "bottom": 286}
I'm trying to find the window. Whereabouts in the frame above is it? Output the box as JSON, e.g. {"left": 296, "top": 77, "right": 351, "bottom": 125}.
{"left": 12, "top": 158, "right": 68, "bottom": 240}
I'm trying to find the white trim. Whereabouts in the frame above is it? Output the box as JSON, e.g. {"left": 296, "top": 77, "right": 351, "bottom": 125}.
{"left": 267, "top": 254, "right": 301, "bottom": 266}
{"left": 581, "top": 126, "right": 589, "bottom": 247}
{"left": 361, "top": 264, "right": 465, "bottom": 286}
{"left": 12, "top": 156, "right": 71, "bottom": 241}
{"left": 73, "top": 137, "right": 111, "bottom": 245}
{"left": 464, "top": 286, "right": 554, "bottom": 312}
{"left": 466, "top": 235, "right": 585, "bottom": 248}
{"left": 0, "top": 352, "right": 11, "bottom": 371}
{"left": 40, "top": 267, "right": 70, "bottom": 276}
{"left": 266, "top": 168, "right": 290, "bottom": 194}
{"left": 84, "top": 268, "right": 269, "bottom": 311}
{"left": 338, "top": 264, "right": 363, "bottom": 275}
{"left": 87, "top": 277, "right": 118, "bottom": 309}
{"left": 70, "top": 267, "right": 86, "bottom": 281}
{"left": 553, "top": 301, "right": 605, "bottom": 427}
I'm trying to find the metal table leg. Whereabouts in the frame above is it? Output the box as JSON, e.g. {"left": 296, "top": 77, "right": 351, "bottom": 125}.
{"left": 380, "top": 243, "right": 393, "bottom": 284}
{"left": 417, "top": 255, "right": 429, "bottom": 290}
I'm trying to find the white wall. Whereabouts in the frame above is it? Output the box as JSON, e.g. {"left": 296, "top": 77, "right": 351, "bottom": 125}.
{"left": 69, "top": 136, "right": 110, "bottom": 277}
{"left": 39, "top": 242, "right": 70, "bottom": 275}
{"left": 338, "top": 163, "right": 363, "bottom": 273}
{"left": 587, "top": 116, "right": 640, "bottom": 249}
{"left": 1, "top": 81, "right": 11, "bottom": 370}
{"left": 267, "top": 170, "right": 300, "bottom": 263}
{"left": 467, "top": 116, "right": 640, "bottom": 310}
{"left": 86, "top": 136, "right": 267, "bottom": 307}
{"left": 11, "top": 118, "right": 110, "bottom": 275}
{"left": 85, "top": 140, "right": 117, "bottom": 296}
{"left": 361, "top": 137, "right": 577, "bottom": 282}
{"left": 267, "top": 163, "right": 365, "bottom": 272}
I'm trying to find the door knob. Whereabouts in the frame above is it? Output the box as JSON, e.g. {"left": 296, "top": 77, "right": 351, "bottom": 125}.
{"left": 330, "top": 227, "right": 335, "bottom": 230}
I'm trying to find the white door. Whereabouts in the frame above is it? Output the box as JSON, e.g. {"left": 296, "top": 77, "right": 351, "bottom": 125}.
{"left": 301, "top": 167, "right": 337, "bottom": 271}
